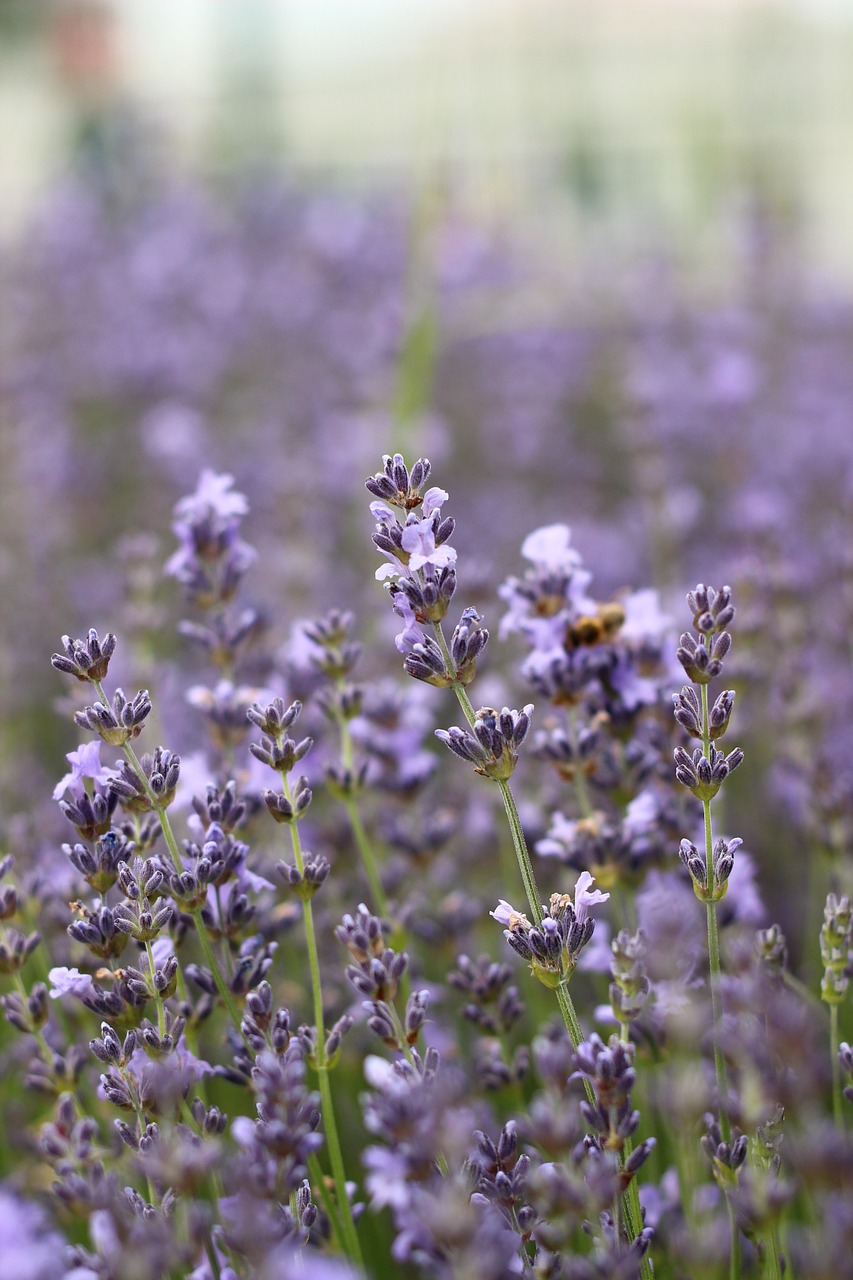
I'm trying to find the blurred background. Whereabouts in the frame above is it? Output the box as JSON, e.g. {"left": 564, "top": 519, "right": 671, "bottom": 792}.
{"left": 5, "top": 0, "right": 853, "bottom": 277}
{"left": 3, "top": 0, "right": 853, "bottom": 948}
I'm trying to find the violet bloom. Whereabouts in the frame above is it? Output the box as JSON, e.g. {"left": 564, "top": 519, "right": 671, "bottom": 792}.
{"left": 498, "top": 522, "right": 594, "bottom": 641}
{"left": 48, "top": 966, "right": 96, "bottom": 1001}
{"left": 490, "top": 899, "right": 531, "bottom": 930}
{"left": 393, "top": 593, "right": 424, "bottom": 654}
{"left": 165, "top": 469, "right": 256, "bottom": 588}
{"left": 400, "top": 516, "right": 457, "bottom": 574}
{"left": 53, "top": 741, "right": 115, "bottom": 802}
{"left": 173, "top": 469, "right": 249, "bottom": 524}
{"left": 490, "top": 874, "right": 609, "bottom": 987}
{"left": 520, "top": 523, "right": 583, "bottom": 571}
{"left": 572, "top": 869, "right": 610, "bottom": 924}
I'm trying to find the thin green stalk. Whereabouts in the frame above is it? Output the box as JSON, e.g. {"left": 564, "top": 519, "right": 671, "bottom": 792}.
{"left": 343, "top": 796, "right": 389, "bottom": 919}
{"left": 566, "top": 705, "right": 594, "bottom": 819}
{"left": 763, "top": 1225, "right": 783, "bottom": 1280}
{"left": 432, "top": 622, "right": 596, "bottom": 1105}
{"left": 498, "top": 779, "right": 544, "bottom": 927}
{"left": 699, "top": 683, "right": 739, "bottom": 1280}
{"left": 700, "top": 683, "right": 730, "bottom": 1141}
{"left": 726, "top": 1196, "right": 742, "bottom": 1280}
{"left": 308, "top": 1151, "right": 345, "bottom": 1252}
{"left": 122, "top": 1067, "right": 157, "bottom": 1204}
{"left": 284, "top": 779, "right": 364, "bottom": 1269}
{"left": 387, "top": 999, "right": 415, "bottom": 1064}
{"left": 204, "top": 1237, "right": 223, "bottom": 1280}
{"left": 831, "top": 1003, "right": 844, "bottom": 1128}
{"left": 145, "top": 941, "right": 167, "bottom": 1038}
{"left": 335, "top": 695, "right": 391, "bottom": 917}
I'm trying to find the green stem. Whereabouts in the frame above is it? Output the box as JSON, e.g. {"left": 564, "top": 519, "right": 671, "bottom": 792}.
{"left": 700, "top": 683, "right": 730, "bottom": 1141}
{"left": 343, "top": 796, "right": 390, "bottom": 919}
{"left": 727, "top": 1195, "right": 742, "bottom": 1280}
{"left": 831, "top": 1003, "right": 844, "bottom": 1128}
{"left": 308, "top": 1151, "right": 344, "bottom": 1252}
{"left": 498, "top": 780, "right": 544, "bottom": 926}
{"left": 567, "top": 706, "right": 594, "bottom": 819}
{"left": 191, "top": 911, "right": 245, "bottom": 1038}
{"left": 284, "top": 778, "right": 364, "bottom": 1269}
{"left": 335, "top": 697, "right": 391, "bottom": 917}
{"left": 145, "top": 941, "right": 167, "bottom": 1038}
{"left": 763, "top": 1225, "right": 783, "bottom": 1280}
{"left": 433, "top": 622, "right": 595, "bottom": 1101}
{"left": 387, "top": 998, "right": 415, "bottom": 1064}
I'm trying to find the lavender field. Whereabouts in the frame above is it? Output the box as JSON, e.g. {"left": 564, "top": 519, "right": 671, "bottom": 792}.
{"left": 1, "top": 141, "right": 853, "bottom": 1280}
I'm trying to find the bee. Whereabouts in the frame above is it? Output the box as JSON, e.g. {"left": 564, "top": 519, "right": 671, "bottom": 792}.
{"left": 565, "top": 601, "right": 625, "bottom": 651}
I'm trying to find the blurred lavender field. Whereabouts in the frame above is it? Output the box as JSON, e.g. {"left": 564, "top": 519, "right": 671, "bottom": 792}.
{"left": 4, "top": 162, "right": 852, "bottom": 936}
{"left": 2, "top": 4, "right": 853, "bottom": 1278}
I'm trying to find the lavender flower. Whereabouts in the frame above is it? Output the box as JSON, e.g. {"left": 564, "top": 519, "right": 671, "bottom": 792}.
{"left": 436, "top": 704, "right": 533, "bottom": 781}
{"left": 491, "top": 872, "right": 609, "bottom": 987}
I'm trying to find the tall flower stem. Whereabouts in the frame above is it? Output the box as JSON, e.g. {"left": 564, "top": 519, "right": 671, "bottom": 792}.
{"left": 433, "top": 621, "right": 649, "bottom": 1269}
{"left": 431, "top": 624, "right": 594, "bottom": 1088}
{"left": 830, "top": 1004, "right": 844, "bottom": 1128}
{"left": 699, "top": 684, "right": 730, "bottom": 1139}
{"left": 763, "top": 1225, "right": 783, "bottom": 1280}
{"left": 334, "top": 697, "right": 390, "bottom": 918}
{"left": 699, "top": 682, "right": 739, "bottom": 1280}
{"left": 283, "top": 777, "right": 364, "bottom": 1269}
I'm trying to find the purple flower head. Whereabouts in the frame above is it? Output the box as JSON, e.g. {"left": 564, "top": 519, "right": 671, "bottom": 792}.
{"left": 498, "top": 523, "right": 594, "bottom": 642}
{"left": 400, "top": 516, "right": 457, "bottom": 574}
{"left": 421, "top": 486, "right": 449, "bottom": 518}
{"left": 48, "top": 966, "right": 96, "bottom": 1001}
{"left": 520, "top": 523, "right": 582, "bottom": 572}
{"left": 572, "top": 869, "right": 610, "bottom": 925}
{"left": 490, "top": 899, "right": 531, "bottom": 930}
{"left": 174, "top": 469, "right": 249, "bottom": 524}
{"left": 393, "top": 593, "right": 424, "bottom": 655}
{"left": 166, "top": 469, "right": 256, "bottom": 600}
{"left": 490, "top": 875, "right": 607, "bottom": 987}
{"left": 53, "top": 740, "right": 116, "bottom": 802}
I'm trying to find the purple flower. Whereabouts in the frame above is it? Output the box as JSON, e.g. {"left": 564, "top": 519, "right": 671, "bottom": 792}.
{"left": 421, "top": 486, "right": 449, "bottom": 517}
{"left": 572, "top": 870, "right": 610, "bottom": 925}
{"left": 400, "top": 517, "right": 457, "bottom": 573}
{"left": 393, "top": 593, "right": 424, "bottom": 655}
{"left": 173, "top": 469, "right": 249, "bottom": 523}
{"left": 489, "top": 899, "right": 530, "bottom": 929}
{"left": 48, "top": 966, "right": 96, "bottom": 1000}
{"left": 363, "top": 1146, "right": 413, "bottom": 1210}
{"left": 52, "top": 740, "right": 115, "bottom": 802}
{"left": 520, "top": 523, "right": 582, "bottom": 571}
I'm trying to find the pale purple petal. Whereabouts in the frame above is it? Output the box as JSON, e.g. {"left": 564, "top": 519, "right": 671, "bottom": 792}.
{"left": 521, "top": 524, "right": 579, "bottom": 570}
{"left": 421, "top": 486, "right": 449, "bottom": 518}
{"left": 573, "top": 871, "right": 610, "bottom": 924}
{"left": 48, "top": 967, "right": 95, "bottom": 1000}
{"left": 490, "top": 899, "right": 521, "bottom": 926}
